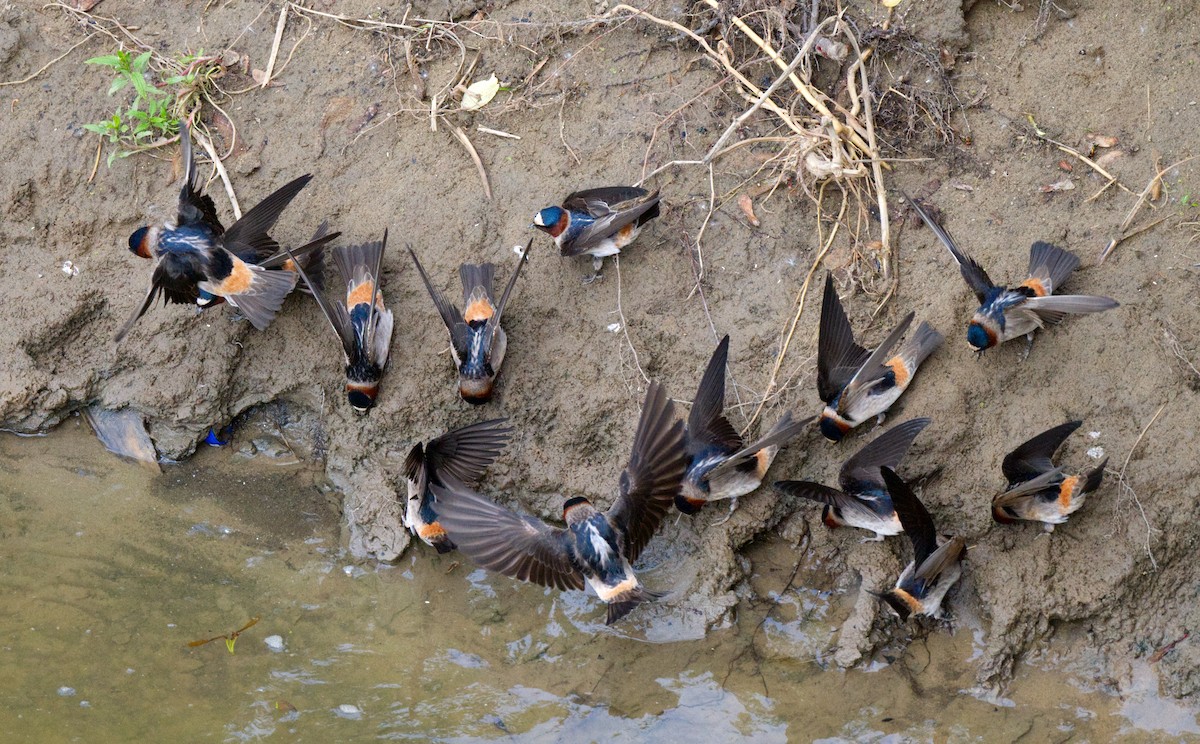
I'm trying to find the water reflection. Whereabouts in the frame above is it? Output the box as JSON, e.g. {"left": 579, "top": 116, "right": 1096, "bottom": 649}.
{"left": 0, "top": 420, "right": 1191, "bottom": 741}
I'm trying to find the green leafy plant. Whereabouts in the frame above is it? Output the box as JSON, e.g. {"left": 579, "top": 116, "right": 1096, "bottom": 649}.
{"left": 83, "top": 48, "right": 226, "bottom": 166}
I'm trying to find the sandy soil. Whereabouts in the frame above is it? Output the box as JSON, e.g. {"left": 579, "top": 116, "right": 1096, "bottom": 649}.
{"left": 2, "top": 0, "right": 1199, "bottom": 695}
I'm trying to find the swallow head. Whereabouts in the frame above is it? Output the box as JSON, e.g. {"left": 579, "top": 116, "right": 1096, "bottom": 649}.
{"left": 819, "top": 411, "right": 852, "bottom": 442}
{"left": 346, "top": 381, "right": 379, "bottom": 412}
{"left": 562, "top": 495, "right": 594, "bottom": 523}
{"left": 533, "top": 206, "right": 568, "bottom": 237}
{"left": 967, "top": 321, "right": 995, "bottom": 351}
{"left": 458, "top": 375, "right": 495, "bottom": 406}
{"left": 128, "top": 226, "right": 156, "bottom": 258}
{"left": 878, "top": 590, "right": 916, "bottom": 621}
{"left": 991, "top": 503, "right": 1018, "bottom": 524}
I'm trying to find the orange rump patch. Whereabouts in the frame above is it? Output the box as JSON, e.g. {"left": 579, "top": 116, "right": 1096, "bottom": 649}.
{"left": 214, "top": 258, "right": 255, "bottom": 295}
{"left": 282, "top": 258, "right": 297, "bottom": 272}
{"left": 418, "top": 523, "right": 448, "bottom": 540}
{"left": 886, "top": 357, "right": 911, "bottom": 388}
{"left": 346, "top": 280, "right": 375, "bottom": 308}
{"left": 1021, "top": 277, "right": 1049, "bottom": 297}
{"left": 753, "top": 448, "right": 771, "bottom": 479}
{"left": 463, "top": 296, "right": 495, "bottom": 323}
{"left": 1058, "top": 475, "right": 1079, "bottom": 511}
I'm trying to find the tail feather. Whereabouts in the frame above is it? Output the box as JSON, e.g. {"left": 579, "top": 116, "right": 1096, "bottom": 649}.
{"left": 459, "top": 263, "right": 497, "bottom": 305}
{"left": 605, "top": 585, "right": 663, "bottom": 625}
{"left": 898, "top": 321, "right": 943, "bottom": 369}
{"left": 297, "top": 221, "right": 330, "bottom": 294}
{"left": 1028, "top": 241, "right": 1080, "bottom": 294}
{"left": 223, "top": 265, "right": 299, "bottom": 331}
{"left": 1082, "top": 457, "right": 1108, "bottom": 494}
{"left": 334, "top": 239, "right": 386, "bottom": 290}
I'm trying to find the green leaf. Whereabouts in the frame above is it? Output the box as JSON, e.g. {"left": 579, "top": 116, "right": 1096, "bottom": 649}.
{"left": 107, "top": 77, "right": 129, "bottom": 96}
{"left": 132, "top": 50, "right": 153, "bottom": 73}
{"left": 86, "top": 55, "right": 123, "bottom": 68}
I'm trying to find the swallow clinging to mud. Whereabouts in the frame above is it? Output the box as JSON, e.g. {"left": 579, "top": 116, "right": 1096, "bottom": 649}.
{"left": 430, "top": 382, "right": 687, "bottom": 625}
{"left": 876, "top": 467, "right": 966, "bottom": 621}
{"left": 903, "top": 192, "right": 1119, "bottom": 355}
{"left": 403, "top": 418, "right": 513, "bottom": 553}
{"left": 287, "top": 231, "right": 394, "bottom": 412}
{"left": 117, "top": 121, "right": 325, "bottom": 342}
{"left": 776, "top": 417, "right": 931, "bottom": 541}
{"left": 992, "top": 420, "right": 1107, "bottom": 530}
{"left": 817, "top": 273, "right": 942, "bottom": 441}
{"left": 677, "top": 335, "right": 814, "bottom": 520}
{"left": 408, "top": 241, "right": 531, "bottom": 405}
{"left": 532, "top": 186, "right": 661, "bottom": 277}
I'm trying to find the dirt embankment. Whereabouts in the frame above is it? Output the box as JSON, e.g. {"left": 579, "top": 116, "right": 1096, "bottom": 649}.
{"left": 2, "top": 0, "right": 1199, "bottom": 695}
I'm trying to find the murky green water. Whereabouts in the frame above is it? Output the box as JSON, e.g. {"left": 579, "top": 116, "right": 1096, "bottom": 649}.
{"left": 1, "top": 421, "right": 1194, "bottom": 741}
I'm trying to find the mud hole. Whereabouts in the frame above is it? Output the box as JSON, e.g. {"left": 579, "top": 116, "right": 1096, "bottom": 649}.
{"left": 2, "top": 0, "right": 1199, "bottom": 700}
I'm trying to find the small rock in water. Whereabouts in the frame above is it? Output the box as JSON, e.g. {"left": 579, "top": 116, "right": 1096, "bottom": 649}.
{"left": 57, "top": 686, "right": 76, "bottom": 697}
{"left": 264, "top": 635, "right": 285, "bottom": 653}
{"left": 335, "top": 704, "right": 362, "bottom": 720}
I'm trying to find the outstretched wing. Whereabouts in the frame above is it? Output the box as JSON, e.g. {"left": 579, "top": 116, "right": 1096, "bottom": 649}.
{"left": 817, "top": 273, "right": 871, "bottom": 403}
{"left": 424, "top": 418, "right": 513, "bottom": 485}
{"left": 430, "top": 480, "right": 584, "bottom": 591}
{"left": 840, "top": 418, "right": 931, "bottom": 492}
{"left": 903, "top": 191, "right": 993, "bottom": 303}
{"left": 686, "top": 335, "right": 743, "bottom": 456}
{"left": 606, "top": 382, "right": 687, "bottom": 562}
{"left": 408, "top": 245, "right": 468, "bottom": 366}
{"left": 1002, "top": 420, "right": 1081, "bottom": 485}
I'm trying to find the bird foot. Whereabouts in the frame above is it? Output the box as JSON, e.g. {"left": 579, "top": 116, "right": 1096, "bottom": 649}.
{"left": 860, "top": 534, "right": 886, "bottom": 543}
{"left": 711, "top": 499, "right": 739, "bottom": 527}
{"left": 581, "top": 272, "right": 604, "bottom": 285}
{"left": 1021, "top": 333, "right": 1035, "bottom": 362}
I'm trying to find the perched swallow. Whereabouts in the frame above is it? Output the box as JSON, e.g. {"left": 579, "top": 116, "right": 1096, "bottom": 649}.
{"left": 409, "top": 241, "right": 531, "bottom": 405}
{"left": 876, "top": 467, "right": 966, "bottom": 621}
{"left": 287, "top": 231, "right": 394, "bottom": 412}
{"left": 430, "top": 382, "right": 687, "bottom": 625}
{"left": 532, "top": 186, "right": 661, "bottom": 273}
{"left": 904, "top": 192, "right": 1119, "bottom": 354}
{"left": 817, "top": 273, "right": 942, "bottom": 441}
{"left": 776, "top": 417, "right": 931, "bottom": 541}
{"left": 992, "top": 420, "right": 1107, "bottom": 529}
{"left": 117, "top": 122, "right": 318, "bottom": 342}
{"left": 403, "top": 418, "right": 513, "bottom": 553}
{"left": 678, "top": 335, "right": 813, "bottom": 518}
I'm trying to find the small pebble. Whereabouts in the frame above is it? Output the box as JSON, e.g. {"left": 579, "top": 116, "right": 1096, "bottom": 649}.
{"left": 335, "top": 704, "right": 362, "bottom": 720}
{"left": 1087, "top": 446, "right": 1105, "bottom": 460}
{"left": 264, "top": 635, "right": 285, "bottom": 653}
{"left": 57, "top": 686, "right": 76, "bottom": 697}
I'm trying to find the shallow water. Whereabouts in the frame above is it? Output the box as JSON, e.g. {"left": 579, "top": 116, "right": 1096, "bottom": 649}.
{"left": 0, "top": 422, "right": 1193, "bottom": 741}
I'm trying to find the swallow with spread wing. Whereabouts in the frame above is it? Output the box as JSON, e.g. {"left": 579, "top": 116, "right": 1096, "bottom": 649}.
{"left": 118, "top": 121, "right": 325, "bottom": 342}
{"left": 409, "top": 241, "right": 531, "bottom": 405}
{"left": 776, "top": 417, "right": 931, "bottom": 541}
{"left": 817, "top": 273, "right": 942, "bottom": 441}
{"left": 904, "top": 192, "right": 1118, "bottom": 354}
{"left": 993, "top": 420, "right": 1107, "bottom": 529}
{"left": 876, "top": 467, "right": 966, "bottom": 621}
{"left": 678, "top": 335, "right": 813, "bottom": 519}
{"left": 404, "top": 418, "right": 513, "bottom": 553}
{"left": 430, "top": 382, "right": 687, "bottom": 625}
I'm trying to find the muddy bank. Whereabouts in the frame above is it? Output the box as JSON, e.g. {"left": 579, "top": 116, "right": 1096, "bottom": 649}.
{"left": 1, "top": 0, "right": 1199, "bottom": 699}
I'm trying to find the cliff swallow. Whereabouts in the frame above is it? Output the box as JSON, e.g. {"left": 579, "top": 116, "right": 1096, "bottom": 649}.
{"left": 678, "top": 335, "right": 813, "bottom": 519}
{"left": 904, "top": 192, "right": 1119, "bottom": 354}
{"left": 287, "top": 231, "right": 394, "bottom": 411}
{"left": 117, "top": 122, "right": 317, "bottom": 342}
{"left": 403, "top": 418, "right": 513, "bottom": 553}
{"left": 776, "top": 417, "right": 931, "bottom": 540}
{"left": 430, "top": 382, "right": 687, "bottom": 625}
{"left": 817, "top": 273, "right": 942, "bottom": 441}
{"left": 876, "top": 467, "right": 966, "bottom": 621}
{"left": 992, "top": 420, "right": 1107, "bottom": 529}
{"left": 532, "top": 186, "right": 661, "bottom": 274}
{"left": 408, "top": 240, "right": 531, "bottom": 405}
